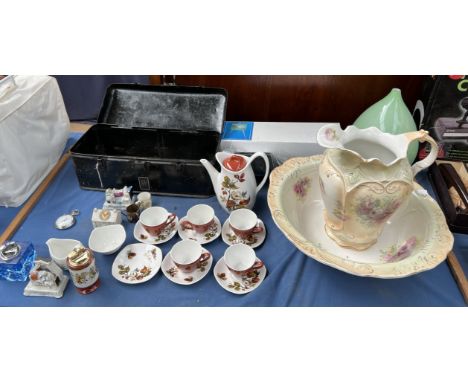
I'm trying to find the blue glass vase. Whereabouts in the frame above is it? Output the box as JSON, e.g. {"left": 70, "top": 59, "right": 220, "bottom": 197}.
{"left": 0, "top": 241, "right": 36, "bottom": 281}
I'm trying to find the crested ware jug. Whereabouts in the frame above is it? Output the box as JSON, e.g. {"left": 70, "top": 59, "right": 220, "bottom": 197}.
{"left": 200, "top": 152, "right": 270, "bottom": 213}
{"left": 317, "top": 124, "right": 438, "bottom": 250}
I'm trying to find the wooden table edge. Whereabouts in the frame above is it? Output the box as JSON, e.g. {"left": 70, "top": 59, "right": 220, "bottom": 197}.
{"left": 446, "top": 250, "right": 468, "bottom": 305}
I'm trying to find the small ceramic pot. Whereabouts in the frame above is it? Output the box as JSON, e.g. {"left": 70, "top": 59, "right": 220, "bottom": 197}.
{"left": 229, "top": 209, "right": 263, "bottom": 239}
{"left": 181, "top": 204, "right": 215, "bottom": 234}
{"left": 67, "top": 246, "right": 100, "bottom": 295}
{"left": 140, "top": 207, "right": 176, "bottom": 236}
{"left": 137, "top": 192, "right": 152, "bottom": 211}
{"left": 224, "top": 243, "right": 263, "bottom": 280}
{"left": 170, "top": 240, "right": 211, "bottom": 274}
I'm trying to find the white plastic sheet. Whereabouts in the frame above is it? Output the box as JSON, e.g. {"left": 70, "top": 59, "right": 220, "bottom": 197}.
{"left": 0, "top": 75, "right": 69, "bottom": 207}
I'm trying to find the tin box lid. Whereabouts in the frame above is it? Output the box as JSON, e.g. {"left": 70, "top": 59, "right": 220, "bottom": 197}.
{"left": 97, "top": 84, "right": 227, "bottom": 134}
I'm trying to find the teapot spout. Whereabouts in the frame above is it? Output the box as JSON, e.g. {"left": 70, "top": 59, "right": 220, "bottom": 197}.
{"left": 200, "top": 159, "right": 220, "bottom": 187}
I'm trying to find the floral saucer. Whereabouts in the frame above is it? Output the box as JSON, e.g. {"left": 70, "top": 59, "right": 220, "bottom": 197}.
{"left": 111, "top": 243, "right": 162, "bottom": 284}
{"left": 133, "top": 217, "right": 179, "bottom": 245}
{"left": 177, "top": 216, "right": 222, "bottom": 244}
{"left": 213, "top": 257, "right": 267, "bottom": 295}
{"left": 221, "top": 219, "right": 266, "bottom": 248}
{"left": 161, "top": 249, "right": 213, "bottom": 286}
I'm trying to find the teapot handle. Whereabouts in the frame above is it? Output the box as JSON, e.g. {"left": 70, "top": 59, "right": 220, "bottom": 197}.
{"left": 249, "top": 152, "right": 270, "bottom": 193}
{"left": 404, "top": 130, "right": 439, "bottom": 176}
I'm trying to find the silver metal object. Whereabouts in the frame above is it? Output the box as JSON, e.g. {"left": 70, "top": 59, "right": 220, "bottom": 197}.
{"left": 0, "top": 241, "right": 21, "bottom": 261}
{"left": 55, "top": 210, "right": 80, "bottom": 230}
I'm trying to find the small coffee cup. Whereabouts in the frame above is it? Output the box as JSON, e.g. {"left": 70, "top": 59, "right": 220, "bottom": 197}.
{"left": 140, "top": 206, "right": 176, "bottom": 236}
{"left": 229, "top": 209, "right": 263, "bottom": 239}
{"left": 125, "top": 203, "right": 140, "bottom": 223}
{"left": 181, "top": 204, "right": 215, "bottom": 234}
{"left": 137, "top": 192, "right": 152, "bottom": 211}
{"left": 224, "top": 243, "right": 263, "bottom": 280}
{"left": 170, "top": 240, "right": 211, "bottom": 274}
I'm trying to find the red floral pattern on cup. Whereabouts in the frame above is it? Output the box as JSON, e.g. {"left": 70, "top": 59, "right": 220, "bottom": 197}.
{"left": 173, "top": 252, "right": 211, "bottom": 274}
{"left": 181, "top": 218, "right": 214, "bottom": 234}
{"left": 229, "top": 223, "right": 263, "bottom": 239}
{"left": 226, "top": 259, "right": 264, "bottom": 277}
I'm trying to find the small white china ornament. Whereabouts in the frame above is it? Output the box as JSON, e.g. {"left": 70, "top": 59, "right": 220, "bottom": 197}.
{"left": 24, "top": 258, "right": 69, "bottom": 298}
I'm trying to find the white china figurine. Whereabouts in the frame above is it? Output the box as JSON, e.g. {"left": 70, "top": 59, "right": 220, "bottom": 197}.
{"left": 23, "top": 257, "right": 69, "bottom": 298}
{"left": 103, "top": 186, "right": 134, "bottom": 211}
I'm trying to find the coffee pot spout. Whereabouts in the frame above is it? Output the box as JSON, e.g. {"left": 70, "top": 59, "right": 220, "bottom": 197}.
{"left": 200, "top": 159, "right": 220, "bottom": 188}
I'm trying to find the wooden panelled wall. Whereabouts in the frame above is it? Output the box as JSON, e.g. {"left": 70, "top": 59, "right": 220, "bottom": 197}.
{"left": 150, "top": 75, "right": 426, "bottom": 127}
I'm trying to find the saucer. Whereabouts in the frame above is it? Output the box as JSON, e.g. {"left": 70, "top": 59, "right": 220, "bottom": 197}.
{"left": 177, "top": 216, "right": 222, "bottom": 244}
{"left": 111, "top": 243, "right": 162, "bottom": 284}
{"left": 213, "top": 257, "right": 267, "bottom": 295}
{"left": 161, "top": 249, "right": 213, "bottom": 285}
{"left": 221, "top": 219, "right": 266, "bottom": 248}
{"left": 134, "top": 217, "right": 179, "bottom": 245}
{"left": 268, "top": 155, "right": 453, "bottom": 278}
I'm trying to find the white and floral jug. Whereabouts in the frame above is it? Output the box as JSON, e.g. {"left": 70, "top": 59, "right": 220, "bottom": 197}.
{"left": 317, "top": 124, "right": 438, "bottom": 250}
{"left": 200, "top": 152, "right": 270, "bottom": 213}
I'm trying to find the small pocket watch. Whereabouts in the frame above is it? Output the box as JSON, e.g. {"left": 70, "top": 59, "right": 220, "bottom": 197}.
{"left": 55, "top": 209, "right": 80, "bottom": 230}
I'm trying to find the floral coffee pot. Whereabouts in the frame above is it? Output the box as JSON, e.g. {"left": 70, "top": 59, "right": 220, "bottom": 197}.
{"left": 317, "top": 124, "right": 438, "bottom": 250}
{"left": 200, "top": 152, "right": 270, "bottom": 213}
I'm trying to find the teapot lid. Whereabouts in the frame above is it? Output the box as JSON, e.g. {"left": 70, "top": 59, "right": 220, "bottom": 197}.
{"left": 222, "top": 154, "right": 247, "bottom": 171}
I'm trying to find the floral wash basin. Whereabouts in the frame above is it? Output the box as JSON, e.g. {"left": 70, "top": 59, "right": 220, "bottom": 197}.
{"left": 267, "top": 155, "right": 453, "bottom": 278}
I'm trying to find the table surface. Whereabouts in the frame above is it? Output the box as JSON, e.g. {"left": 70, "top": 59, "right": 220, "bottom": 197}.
{"left": 1, "top": 133, "right": 467, "bottom": 306}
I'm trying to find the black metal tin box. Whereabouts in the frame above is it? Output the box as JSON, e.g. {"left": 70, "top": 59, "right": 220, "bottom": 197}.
{"left": 70, "top": 84, "right": 227, "bottom": 197}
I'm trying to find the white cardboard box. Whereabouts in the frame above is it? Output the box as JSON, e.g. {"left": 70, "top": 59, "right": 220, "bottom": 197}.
{"left": 220, "top": 121, "right": 340, "bottom": 165}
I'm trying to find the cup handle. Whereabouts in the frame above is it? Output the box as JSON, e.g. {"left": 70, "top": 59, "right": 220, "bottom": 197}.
{"left": 251, "top": 260, "right": 264, "bottom": 270}
{"left": 165, "top": 213, "right": 176, "bottom": 226}
{"left": 199, "top": 252, "right": 211, "bottom": 263}
{"left": 248, "top": 152, "right": 270, "bottom": 193}
{"left": 404, "top": 130, "right": 439, "bottom": 176}
{"left": 181, "top": 221, "right": 194, "bottom": 230}
{"left": 252, "top": 224, "right": 263, "bottom": 234}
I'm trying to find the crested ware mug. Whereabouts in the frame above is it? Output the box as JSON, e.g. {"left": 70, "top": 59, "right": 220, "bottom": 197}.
{"left": 317, "top": 124, "right": 439, "bottom": 250}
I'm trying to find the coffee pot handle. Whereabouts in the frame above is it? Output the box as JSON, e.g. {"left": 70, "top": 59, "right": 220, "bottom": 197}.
{"left": 250, "top": 152, "right": 270, "bottom": 193}
{"left": 404, "top": 130, "right": 439, "bottom": 176}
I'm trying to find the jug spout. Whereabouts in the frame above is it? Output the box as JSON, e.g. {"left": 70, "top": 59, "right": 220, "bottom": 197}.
{"left": 46, "top": 238, "right": 83, "bottom": 269}
{"left": 200, "top": 159, "right": 220, "bottom": 187}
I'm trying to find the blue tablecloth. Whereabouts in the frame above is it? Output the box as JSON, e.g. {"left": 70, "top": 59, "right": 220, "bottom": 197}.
{"left": 0, "top": 134, "right": 467, "bottom": 306}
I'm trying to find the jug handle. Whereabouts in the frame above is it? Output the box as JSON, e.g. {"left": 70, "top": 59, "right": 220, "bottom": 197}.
{"left": 404, "top": 130, "right": 439, "bottom": 176}
{"left": 250, "top": 152, "right": 270, "bottom": 193}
